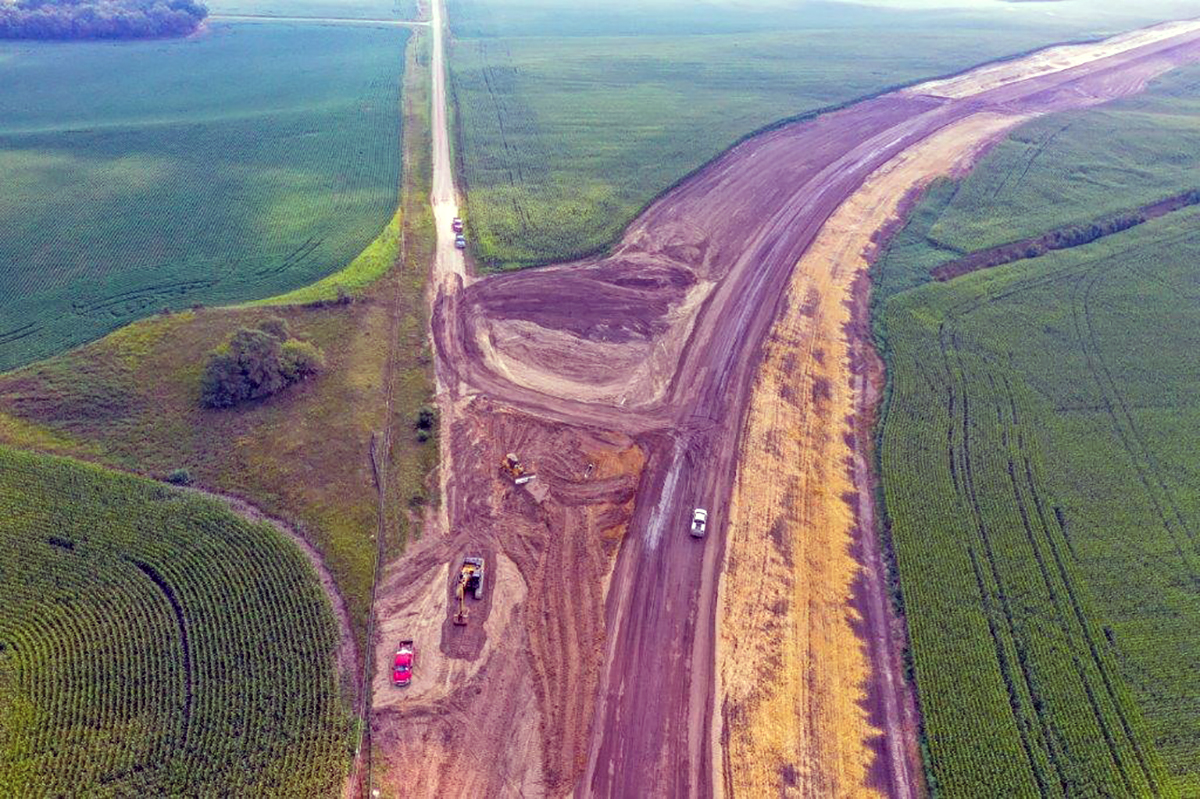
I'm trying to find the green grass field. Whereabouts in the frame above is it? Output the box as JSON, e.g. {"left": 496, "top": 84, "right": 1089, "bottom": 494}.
{"left": 0, "top": 446, "right": 351, "bottom": 795}
{"left": 875, "top": 67, "right": 1200, "bottom": 797}
{"left": 446, "top": 0, "right": 1169, "bottom": 269}
{"left": 0, "top": 21, "right": 409, "bottom": 372}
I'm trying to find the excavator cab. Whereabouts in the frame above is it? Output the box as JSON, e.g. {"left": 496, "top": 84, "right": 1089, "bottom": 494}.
{"left": 452, "top": 557, "right": 485, "bottom": 625}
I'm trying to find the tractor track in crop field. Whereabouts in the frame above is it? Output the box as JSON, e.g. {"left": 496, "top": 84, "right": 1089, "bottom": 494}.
{"left": 368, "top": 3, "right": 1200, "bottom": 795}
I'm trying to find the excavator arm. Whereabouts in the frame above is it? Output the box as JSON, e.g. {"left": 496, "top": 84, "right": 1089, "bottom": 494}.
{"left": 453, "top": 574, "right": 468, "bottom": 625}
{"left": 451, "top": 557, "right": 484, "bottom": 626}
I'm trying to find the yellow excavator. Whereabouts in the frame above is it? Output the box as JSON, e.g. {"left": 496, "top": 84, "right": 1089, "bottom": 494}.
{"left": 452, "top": 557, "right": 485, "bottom": 626}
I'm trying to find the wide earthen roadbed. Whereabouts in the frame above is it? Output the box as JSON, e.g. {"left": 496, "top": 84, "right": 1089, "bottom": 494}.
{"left": 372, "top": 6, "right": 1200, "bottom": 796}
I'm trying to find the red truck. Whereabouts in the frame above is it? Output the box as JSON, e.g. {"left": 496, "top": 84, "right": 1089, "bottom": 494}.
{"left": 392, "top": 641, "right": 414, "bottom": 686}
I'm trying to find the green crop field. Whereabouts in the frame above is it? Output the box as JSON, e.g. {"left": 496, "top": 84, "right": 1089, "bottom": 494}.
{"left": 876, "top": 63, "right": 1200, "bottom": 287}
{"left": 446, "top": 0, "right": 1181, "bottom": 270}
{"left": 0, "top": 21, "right": 409, "bottom": 372}
{"left": 875, "top": 67, "right": 1200, "bottom": 797}
{"left": 0, "top": 446, "right": 351, "bottom": 795}
{"left": 0, "top": 17, "right": 436, "bottom": 656}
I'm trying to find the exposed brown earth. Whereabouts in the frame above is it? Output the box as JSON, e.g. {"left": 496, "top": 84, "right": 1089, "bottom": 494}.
{"left": 372, "top": 400, "right": 643, "bottom": 796}
{"left": 371, "top": 3, "right": 1200, "bottom": 796}
{"left": 712, "top": 112, "right": 1033, "bottom": 799}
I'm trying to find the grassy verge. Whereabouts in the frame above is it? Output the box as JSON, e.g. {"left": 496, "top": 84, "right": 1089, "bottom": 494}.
{"left": 248, "top": 210, "right": 405, "bottom": 307}
{"left": 382, "top": 17, "right": 438, "bottom": 558}
{"left": 872, "top": 64, "right": 1200, "bottom": 796}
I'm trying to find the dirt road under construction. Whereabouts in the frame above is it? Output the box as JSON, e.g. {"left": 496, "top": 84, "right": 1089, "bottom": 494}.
{"left": 372, "top": 4, "right": 1200, "bottom": 795}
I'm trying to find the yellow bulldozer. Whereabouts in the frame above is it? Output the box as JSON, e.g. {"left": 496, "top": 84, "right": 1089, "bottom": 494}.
{"left": 502, "top": 453, "right": 524, "bottom": 480}
{"left": 502, "top": 452, "right": 537, "bottom": 486}
{"left": 452, "top": 557, "right": 485, "bottom": 626}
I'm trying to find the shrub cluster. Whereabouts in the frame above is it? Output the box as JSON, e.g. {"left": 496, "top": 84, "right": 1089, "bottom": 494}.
{"left": 414, "top": 404, "right": 436, "bottom": 442}
{"left": 0, "top": 0, "right": 207, "bottom": 40}
{"left": 200, "top": 318, "right": 325, "bottom": 409}
{"left": 1019, "top": 212, "right": 1146, "bottom": 260}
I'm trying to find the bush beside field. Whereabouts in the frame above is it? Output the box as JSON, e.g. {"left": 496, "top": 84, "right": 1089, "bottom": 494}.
{"left": 0, "top": 446, "right": 351, "bottom": 795}
{"left": 874, "top": 65, "right": 1200, "bottom": 796}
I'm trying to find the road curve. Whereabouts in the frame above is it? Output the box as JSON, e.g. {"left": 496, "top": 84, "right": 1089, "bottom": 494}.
{"left": 421, "top": 6, "right": 1200, "bottom": 796}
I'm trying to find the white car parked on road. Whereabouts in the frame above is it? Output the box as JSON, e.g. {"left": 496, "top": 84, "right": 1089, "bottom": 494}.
{"left": 690, "top": 508, "right": 708, "bottom": 538}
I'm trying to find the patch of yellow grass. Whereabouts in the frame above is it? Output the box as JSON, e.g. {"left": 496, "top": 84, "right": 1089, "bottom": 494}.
{"left": 0, "top": 412, "right": 86, "bottom": 454}
{"left": 714, "top": 244, "right": 878, "bottom": 797}
{"left": 713, "top": 112, "right": 1029, "bottom": 797}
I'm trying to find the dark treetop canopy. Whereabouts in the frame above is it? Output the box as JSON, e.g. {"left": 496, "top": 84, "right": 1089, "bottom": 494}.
{"left": 0, "top": 0, "right": 208, "bottom": 40}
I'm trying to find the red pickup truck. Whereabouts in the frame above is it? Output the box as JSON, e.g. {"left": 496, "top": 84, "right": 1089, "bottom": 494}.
{"left": 392, "top": 641, "right": 414, "bottom": 686}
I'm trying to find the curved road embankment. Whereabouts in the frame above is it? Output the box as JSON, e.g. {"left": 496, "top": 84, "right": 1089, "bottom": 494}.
{"left": 402, "top": 5, "right": 1200, "bottom": 796}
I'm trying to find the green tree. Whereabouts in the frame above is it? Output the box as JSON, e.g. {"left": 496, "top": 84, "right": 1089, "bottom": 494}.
{"left": 200, "top": 323, "right": 324, "bottom": 409}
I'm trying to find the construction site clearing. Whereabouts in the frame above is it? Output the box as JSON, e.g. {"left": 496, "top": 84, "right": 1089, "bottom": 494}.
{"left": 360, "top": 5, "right": 1200, "bottom": 796}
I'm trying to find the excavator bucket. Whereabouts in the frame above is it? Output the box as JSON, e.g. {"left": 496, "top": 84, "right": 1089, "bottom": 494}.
{"left": 453, "top": 607, "right": 468, "bottom": 625}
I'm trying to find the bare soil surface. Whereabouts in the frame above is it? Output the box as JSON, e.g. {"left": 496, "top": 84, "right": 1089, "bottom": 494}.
{"left": 903, "top": 19, "right": 1200, "bottom": 99}
{"left": 378, "top": 4, "right": 1200, "bottom": 795}
{"left": 710, "top": 111, "right": 1032, "bottom": 799}
{"left": 372, "top": 399, "right": 643, "bottom": 796}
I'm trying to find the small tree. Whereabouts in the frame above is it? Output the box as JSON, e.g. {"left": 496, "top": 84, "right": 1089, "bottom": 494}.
{"left": 201, "top": 322, "right": 324, "bottom": 409}
{"left": 201, "top": 351, "right": 245, "bottom": 408}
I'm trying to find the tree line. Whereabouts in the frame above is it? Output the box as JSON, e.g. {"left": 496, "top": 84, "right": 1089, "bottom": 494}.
{"left": 0, "top": 0, "right": 208, "bottom": 40}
